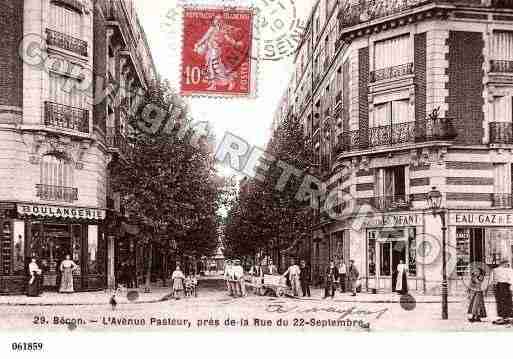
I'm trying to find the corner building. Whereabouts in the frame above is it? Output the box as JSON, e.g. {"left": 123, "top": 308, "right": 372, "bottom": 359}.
{"left": 275, "top": 0, "right": 513, "bottom": 294}
{"left": 0, "top": 0, "right": 155, "bottom": 294}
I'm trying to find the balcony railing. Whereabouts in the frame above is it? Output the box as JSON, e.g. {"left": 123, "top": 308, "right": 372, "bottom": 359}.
{"left": 489, "top": 122, "right": 513, "bottom": 144}
{"left": 338, "top": 117, "right": 456, "bottom": 152}
{"left": 44, "top": 102, "right": 89, "bottom": 133}
{"left": 370, "top": 63, "right": 414, "bottom": 82}
{"left": 492, "top": 194, "right": 513, "bottom": 208}
{"left": 490, "top": 60, "right": 513, "bottom": 73}
{"left": 45, "top": 28, "right": 87, "bottom": 57}
{"left": 106, "top": 127, "right": 130, "bottom": 157}
{"left": 36, "top": 184, "right": 78, "bottom": 203}
{"left": 369, "top": 194, "right": 412, "bottom": 211}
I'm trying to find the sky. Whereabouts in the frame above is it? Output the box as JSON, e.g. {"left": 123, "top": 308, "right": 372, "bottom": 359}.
{"left": 136, "top": 0, "right": 314, "bottom": 155}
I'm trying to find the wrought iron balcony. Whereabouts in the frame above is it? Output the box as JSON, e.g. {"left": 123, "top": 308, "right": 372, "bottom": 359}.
{"left": 44, "top": 102, "right": 89, "bottom": 133}
{"left": 338, "top": 117, "right": 456, "bottom": 153}
{"left": 36, "top": 184, "right": 78, "bottom": 203}
{"left": 106, "top": 127, "right": 130, "bottom": 157}
{"left": 45, "top": 28, "right": 87, "bottom": 57}
{"left": 370, "top": 195, "right": 412, "bottom": 211}
{"left": 370, "top": 63, "right": 414, "bottom": 82}
{"left": 490, "top": 60, "right": 513, "bottom": 73}
{"left": 489, "top": 122, "right": 513, "bottom": 144}
{"left": 491, "top": 194, "right": 513, "bottom": 208}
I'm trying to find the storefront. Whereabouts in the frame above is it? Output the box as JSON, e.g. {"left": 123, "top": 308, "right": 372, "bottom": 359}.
{"left": 0, "top": 202, "right": 107, "bottom": 294}
{"left": 449, "top": 211, "right": 513, "bottom": 276}
{"left": 363, "top": 212, "right": 423, "bottom": 293}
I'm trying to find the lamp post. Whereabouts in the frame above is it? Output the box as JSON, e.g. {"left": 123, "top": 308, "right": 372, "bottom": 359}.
{"left": 426, "top": 186, "right": 448, "bottom": 320}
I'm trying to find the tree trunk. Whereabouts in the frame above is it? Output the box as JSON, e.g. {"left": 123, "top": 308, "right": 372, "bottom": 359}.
{"left": 144, "top": 242, "right": 153, "bottom": 293}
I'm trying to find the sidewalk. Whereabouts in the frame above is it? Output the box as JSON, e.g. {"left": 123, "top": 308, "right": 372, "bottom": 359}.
{"left": 298, "top": 287, "right": 496, "bottom": 304}
{"left": 0, "top": 286, "right": 173, "bottom": 306}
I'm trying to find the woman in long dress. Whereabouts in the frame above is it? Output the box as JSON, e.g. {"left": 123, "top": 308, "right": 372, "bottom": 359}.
{"left": 172, "top": 265, "right": 185, "bottom": 300}
{"left": 27, "top": 258, "right": 42, "bottom": 297}
{"left": 59, "top": 254, "right": 78, "bottom": 293}
{"left": 395, "top": 260, "right": 408, "bottom": 294}
{"left": 467, "top": 267, "right": 487, "bottom": 322}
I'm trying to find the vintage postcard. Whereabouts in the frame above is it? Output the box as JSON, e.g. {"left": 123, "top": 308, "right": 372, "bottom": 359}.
{"left": 3, "top": 0, "right": 513, "bottom": 356}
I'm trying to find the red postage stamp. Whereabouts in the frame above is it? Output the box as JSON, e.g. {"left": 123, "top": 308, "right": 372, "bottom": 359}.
{"left": 180, "top": 7, "right": 255, "bottom": 97}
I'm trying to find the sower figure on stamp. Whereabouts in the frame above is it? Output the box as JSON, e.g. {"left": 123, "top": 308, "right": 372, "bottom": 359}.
{"left": 194, "top": 15, "right": 243, "bottom": 91}
{"left": 324, "top": 261, "right": 339, "bottom": 299}
{"left": 283, "top": 258, "right": 301, "bottom": 296}
{"left": 299, "top": 259, "right": 311, "bottom": 297}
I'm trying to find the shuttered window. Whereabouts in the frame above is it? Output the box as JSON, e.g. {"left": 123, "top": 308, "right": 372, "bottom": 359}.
{"left": 40, "top": 155, "right": 74, "bottom": 188}
{"left": 491, "top": 31, "right": 513, "bottom": 60}
{"left": 49, "top": 72, "right": 85, "bottom": 108}
{"left": 49, "top": 3, "right": 82, "bottom": 38}
{"left": 374, "top": 34, "right": 410, "bottom": 70}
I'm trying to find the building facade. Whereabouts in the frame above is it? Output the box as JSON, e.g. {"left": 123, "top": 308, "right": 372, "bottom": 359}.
{"left": 274, "top": 0, "right": 513, "bottom": 293}
{"left": 0, "top": 0, "right": 156, "bottom": 294}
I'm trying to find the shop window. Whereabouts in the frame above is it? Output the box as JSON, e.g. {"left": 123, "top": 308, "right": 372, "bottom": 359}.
{"left": 380, "top": 242, "right": 392, "bottom": 276}
{"left": 456, "top": 228, "right": 485, "bottom": 276}
{"left": 368, "top": 230, "right": 377, "bottom": 276}
{"left": 374, "top": 34, "right": 410, "bottom": 70}
{"left": 407, "top": 227, "right": 416, "bottom": 276}
{"left": 485, "top": 229, "right": 512, "bottom": 266}
{"left": 88, "top": 225, "right": 98, "bottom": 274}
{"left": 13, "top": 221, "right": 25, "bottom": 275}
{"left": 1, "top": 221, "right": 12, "bottom": 275}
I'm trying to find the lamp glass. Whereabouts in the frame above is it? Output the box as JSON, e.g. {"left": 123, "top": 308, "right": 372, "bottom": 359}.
{"left": 427, "top": 186, "right": 442, "bottom": 210}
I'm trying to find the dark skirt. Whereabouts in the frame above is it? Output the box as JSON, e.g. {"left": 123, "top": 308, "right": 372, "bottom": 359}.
{"left": 27, "top": 274, "right": 41, "bottom": 297}
{"left": 468, "top": 291, "right": 487, "bottom": 319}
{"left": 495, "top": 282, "right": 513, "bottom": 319}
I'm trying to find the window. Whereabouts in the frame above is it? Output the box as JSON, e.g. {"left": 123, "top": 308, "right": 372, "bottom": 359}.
{"left": 374, "top": 34, "right": 410, "bottom": 70}
{"left": 49, "top": 72, "right": 85, "bottom": 108}
{"left": 49, "top": 2, "right": 82, "bottom": 38}
{"left": 375, "top": 166, "right": 406, "bottom": 200}
{"left": 371, "top": 99, "right": 409, "bottom": 128}
{"left": 88, "top": 225, "right": 98, "bottom": 274}
{"left": 40, "top": 154, "right": 74, "bottom": 189}
{"left": 492, "top": 96, "right": 512, "bottom": 123}
{"left": 368, "top": 230, "right": 377, "bottom": 276}
{"left": 491, "top": 31, "right": 513, "bottom": 60}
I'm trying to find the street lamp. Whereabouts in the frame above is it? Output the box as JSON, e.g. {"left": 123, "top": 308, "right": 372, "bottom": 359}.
{"left": 426, "top": 186, "right": 448, "bottom": 320}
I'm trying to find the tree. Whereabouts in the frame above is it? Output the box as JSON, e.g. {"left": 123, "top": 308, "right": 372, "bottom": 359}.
{"left": 110, "top": 79, "right": 221, "bottom": 289}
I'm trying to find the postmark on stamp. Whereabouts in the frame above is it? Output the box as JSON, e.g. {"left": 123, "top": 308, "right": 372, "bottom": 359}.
{"left": 253, "top": 0, "right": 305, "bottom": 61}
{"left": 180, "top": 6, "right": 255, "bottom": 98}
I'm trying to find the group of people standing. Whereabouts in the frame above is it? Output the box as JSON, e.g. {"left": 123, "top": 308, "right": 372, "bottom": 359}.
{"left": 27, "top": 255, "right": 79, "bottom": 297}
{"left": 224, "top": 259, "right": 254, "bottom": 297}
{"left": 466, "top": 259, "right": 513, "bottom": 324}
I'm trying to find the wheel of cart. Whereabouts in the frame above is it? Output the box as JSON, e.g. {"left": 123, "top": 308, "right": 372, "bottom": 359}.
{"left": 262, "top": 275, "right": 289, "bottom": 297}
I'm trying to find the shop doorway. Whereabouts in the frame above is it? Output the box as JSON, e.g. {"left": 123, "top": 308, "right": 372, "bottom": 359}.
{"left": 379, "top": 241, "right": 406, "bottom": 290}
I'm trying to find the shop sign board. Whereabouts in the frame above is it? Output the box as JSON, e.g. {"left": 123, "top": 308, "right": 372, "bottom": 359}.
{"left": 363, "top": 213, "right": 422, "bottom": 228}
{"left": 17, "top": 204, "right": 106, "bottom": 220}
{"left": 450, "top": 212, "right": 513, "bottom": 227}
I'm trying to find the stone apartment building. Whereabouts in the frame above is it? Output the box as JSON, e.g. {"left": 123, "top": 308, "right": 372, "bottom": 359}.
{"left": 273, "top": 0, "right": 513, "bottom": 294}
{"left": 0, "top": 0, "right": 156, "bottom": 294}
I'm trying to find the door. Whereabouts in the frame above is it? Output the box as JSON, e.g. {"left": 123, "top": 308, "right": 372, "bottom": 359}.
{"left": 391, "top": 241, "right": 406, "bottom": 292}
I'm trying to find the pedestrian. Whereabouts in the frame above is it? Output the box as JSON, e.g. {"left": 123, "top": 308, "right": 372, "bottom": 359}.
{"left": 249, "top": 261, "right": 264, "bottom": 295}
{"left": 395, "top": 260, "right": 408, "bottom": 295}
{"left": 467, "top": 267, "right": 487, "bottom": 323}
{"left": 59, "top": 254, "right": 78, "bottom": 293}
{"left": 267, "top": 259, "right": 278, "bottom": 275}
{"left": 338, "top": 259, "right": 347, "bottom": 293}
{"left": 283, "top": 258, "right": 301, "bottom": 296}
{"left": 348, "top": 260, "right": 359, "bottom": 297}
{"left": 27, "top": 258, "right": 42, "bottom": 297}
{"left": 324, "top": 261, "right": 339, "bottom": 299}
{"left": 492, "top": 259, "right": 513, "bottom": 325}
{"left": 171, "top": 264, "right": 185, "bottom": 300}
{"left": 299, "top": 260, "right": 311, "bottom": 297}
{"left": 223, "top": 260, "right": 234, "bottom": 296}
{"left": 232, "top": 259, "right": 246, "bottom": 297}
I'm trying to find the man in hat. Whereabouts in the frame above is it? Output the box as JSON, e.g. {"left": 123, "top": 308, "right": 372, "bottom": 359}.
{"left": 348, "top": 260, "right": 359, "bottom": 297}
{"left": 283, "top": 258, "right": 301, "bottom": 296}
{"left": 492, "top": 259, "right": 513, "bottom": 324}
